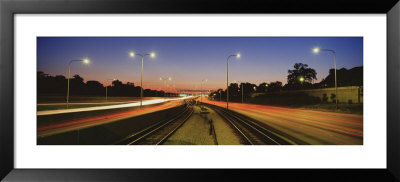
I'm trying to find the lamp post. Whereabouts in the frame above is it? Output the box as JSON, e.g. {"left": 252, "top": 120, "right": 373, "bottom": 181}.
{"left": 219, "top": 90, "right": 222, "bottom": 102}
{"left": 313, "top": 47, "right": 338, "bottom": 109}
{"left": 234, "top": 80, "right": 244, "bottom": 104}
{"left": 160, "top": 76, "right": 172, "bottom": 97}
{"left": 226, "top": 53, "right": 240, "bottom": 110}
{"left": 66, "top": 58, "right": 90, "bottom": 108}
{"left": 201, "top": 79, "right": 208, "bottom": 104}
{"left": 241, "top": 82, "right": 244, "bottom": 104}
{"left": 129, "top": 51, "right": 156, "bottom": 107}
{"left": 106, "top": 78, "right": 116, "bottom": 102}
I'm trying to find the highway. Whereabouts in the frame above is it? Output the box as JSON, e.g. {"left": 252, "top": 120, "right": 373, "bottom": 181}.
{"left": 202, "top": 99, "right": 363, "bottom": 145}
{"left": 37, "top": 99, "right": 190, "bottom": 138}
{"left": 37, "top": 101, "right": 137, "bottom": 106}
{"left": 37, "top": 96, "right": 193, "bottom": 116}
{"left": 37, "top": 96, "right": 363, "bottom": 145}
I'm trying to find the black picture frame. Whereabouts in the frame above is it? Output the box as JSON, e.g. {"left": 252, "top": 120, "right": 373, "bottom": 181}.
{"left": 1, "top": 0, "right": 399, "bottom": 181}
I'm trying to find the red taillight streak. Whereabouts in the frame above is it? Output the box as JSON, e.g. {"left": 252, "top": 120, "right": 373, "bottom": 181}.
{"left": 203, "top": 100, "right": 362, "bottom": 136}
{"left": 38, "top": 103, "right": 170, "bottom": 132}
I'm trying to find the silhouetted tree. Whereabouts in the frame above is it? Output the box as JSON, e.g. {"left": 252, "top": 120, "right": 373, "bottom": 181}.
{"left": 210, "top": 82, "right": 257, "bottom": 102}
{"left": 318, "top": 66, "right": 363, "bottom": 88}
{"left": 287, "top": 63, "right": 317, "bottom": 90}
{"left": 267, "top": 81, "right": 283, "bottom": 92}
{"left": 70, "top": 74, "right": 86, "bottom": 95}
{"left": 37, "top": 71, "right": 166, "bottom": 97}
{"left": 86, "top": 80, "right": 104, "bottom": 95}
{"left": 112, "top": 79, "right": 123, "bottom": 87}
{"left": 229, "top": 83, "right": 240, "bottom": 97}
{"left": 209, "top": 89, "right": 225, "bottom": 100}
{"left": 257, "top": 82, "right": 268, "bottom": 92}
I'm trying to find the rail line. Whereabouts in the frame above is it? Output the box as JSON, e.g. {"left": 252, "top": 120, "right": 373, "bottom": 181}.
{"left": 204, "top": 103, "right": 293, "bottom": 145}
{"left": 114, "top": 104, "right": 193, "bottom": 145}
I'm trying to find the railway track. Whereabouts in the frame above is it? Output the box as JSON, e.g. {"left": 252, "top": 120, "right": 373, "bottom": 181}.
{"left": 204, "top": 103, "right": 292, "bottom": 145}
{"left": 114, "top": 104, "right": 193, "bottom": 145}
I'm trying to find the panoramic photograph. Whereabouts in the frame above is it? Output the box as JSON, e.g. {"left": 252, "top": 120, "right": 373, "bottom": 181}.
{"left": 37, "top": 37, "right": 363, "bottom": 145}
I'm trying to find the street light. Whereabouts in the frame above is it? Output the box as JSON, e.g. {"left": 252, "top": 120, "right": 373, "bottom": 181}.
{"left": 234, "top": 80, "right": 245, "bottom": 104}
{"left": 129, "top": 51, "right": 156, "bottom": 107}
{"left": 226, "top": 53, "right": 240, "bottom": 110}
{"left": 66, "top": 58, "right": 90, "bottom": 108}
{"left": 313, "top": 47, "right": 338, "bottom": 109}
{"left": 299, "top": 76, "right": 305, "bottom": 84}
{"left": 201, "top": 79, "right": 208, "bottom": 104}
{"left": 160, "top": 76, "right": 172, "bottom": 96}
{"left": 106, "top": 78, "right": 116, "bottom": 102}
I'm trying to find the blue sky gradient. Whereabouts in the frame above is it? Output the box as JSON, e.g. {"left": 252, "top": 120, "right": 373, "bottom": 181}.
{"left": 37, "top": 37, "right": 363, "bottom": 91}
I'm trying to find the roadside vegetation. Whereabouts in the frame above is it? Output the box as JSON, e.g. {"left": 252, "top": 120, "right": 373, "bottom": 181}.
{"left": 209, "top": 64, "right": 363, "bottom": 114}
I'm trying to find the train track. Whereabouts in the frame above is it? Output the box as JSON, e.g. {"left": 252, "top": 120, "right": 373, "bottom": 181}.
{"left": 204, "top": 103, "right": 292, "bottom": 145}
{"left": 114, "top": 104, "right": 193, "bottom": 145}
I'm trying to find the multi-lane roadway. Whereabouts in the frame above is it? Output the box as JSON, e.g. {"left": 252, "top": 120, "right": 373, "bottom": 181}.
{"left": 37, "top": 97, "right": 363, "bottom": 145}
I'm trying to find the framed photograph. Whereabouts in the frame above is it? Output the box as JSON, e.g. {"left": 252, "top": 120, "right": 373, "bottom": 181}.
{"left": 1, "top": 0, "right": 399, "bottom": 181}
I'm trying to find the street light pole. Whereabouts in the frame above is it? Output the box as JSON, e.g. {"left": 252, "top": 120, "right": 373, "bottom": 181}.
{"left": 106, "top": 78, "right": 115, "bottom": 102}
{"left": 66, "top": 58, "right": 90, "bottom": 109}
{"left": 140, "top": 55, "right": 144, "bottom": 106}
{"left": 201, "top": 79, "right": 207, "bottom": 104}
{"left": 313, "top": 47, "right": 338, "bottom": 109}
{"left": 241, "top": 82, "right": 244, "bottom": 104}
{"left": 333, "top": 51, "right": 337, "bottom": 109}
{"left": 226, "top": 57, "right": 229, "bottom": 110}
{"left": 160, "top": 76, "right": 172, "bottom": 97}
{"left": 235, "top": 80, "right": 244, "bottom": 104}
{"left": 226, "top": 54, "right": 240, "bottom": 110}
{"left": 129, "top": 52, "right": 155, "bottom": 107}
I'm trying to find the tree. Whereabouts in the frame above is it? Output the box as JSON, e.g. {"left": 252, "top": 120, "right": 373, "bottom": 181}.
{"left": 287, "top": 63, "right": 317, "bottom": 89}
{"left": 70, "top": 74, "right": 85, "bottom": 95}
{"left": 37, "top": 71, "right": 47, "bottom": 79}
{"left": 257, "top": 82, "right": 268, "bottom": 92}
{"left": 267, "top": 81, "right": 283, "bottom": 92}
{"left": 318, "top": 66, "right": 363, "bottom": 88}
{"left": 37, "top": 71, "right": 163, "bottom": 97}
{"left": 72, "top": 74, "right": 84, "bottom": 84}
{"left": 86, "top": 80, "right": 104, "bottom": 95}
{"left": 228, "top": 83, "right": 240, "bottom": 97}
{"left": 112, "top": 79, "right": 123, "bottom": 87}
{"left": 241, "top": 82, "right": 257, "bottom": 96}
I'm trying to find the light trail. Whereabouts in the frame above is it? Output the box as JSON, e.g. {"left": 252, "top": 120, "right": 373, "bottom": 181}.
{"left": 37, "top": 96, "right": 193, "bottom": 116}
{"left": 37, "top": 100, "right": 186, "bottom": 137}
{"left": 37, "top": 101, "right": 137, "bottom": 106}
{"left": 203, "top": 99, "right": 363, "bottom": 145}
{"left": 38, "top": 103, "right": 169, "bottom": 132}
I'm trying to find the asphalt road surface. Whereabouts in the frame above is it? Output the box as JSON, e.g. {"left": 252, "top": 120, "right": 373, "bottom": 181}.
{"left": 202, "top": 99, "right": 363, "bottom": 145}
{"left": 38, "top": 96, "right": 193, "bottom": 116}
{"left": 37, "top": 96, "right": 363, "bottom": 145}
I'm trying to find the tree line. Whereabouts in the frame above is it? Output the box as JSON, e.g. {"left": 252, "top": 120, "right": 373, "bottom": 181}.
{"left": 208, "top": 63, "right": 363, "bottom": 101}
{"left": 37, "top": 71, "right": 177, "bottom": 97}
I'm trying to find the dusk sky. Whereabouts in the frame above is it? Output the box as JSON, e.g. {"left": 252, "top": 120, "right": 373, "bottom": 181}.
{"left": 37, "top": 37, "right": 363, "bottom": 92}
